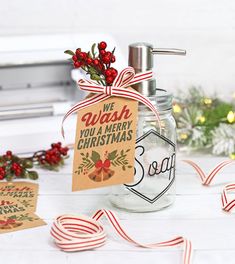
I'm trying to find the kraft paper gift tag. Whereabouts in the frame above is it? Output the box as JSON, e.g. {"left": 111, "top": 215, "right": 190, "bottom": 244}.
{"left": 0, "top": 181, "right": 39, "bottom": 212}
{"left": 0, "top": 197, "right": 46, "bottom": 234}
{"left": 72, "top": 96, "right": 138, "bottom": 191}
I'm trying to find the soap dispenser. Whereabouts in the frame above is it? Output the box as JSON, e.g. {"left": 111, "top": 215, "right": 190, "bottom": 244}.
{"left": 110, "top": 43, "right": 186, "bottom": 212}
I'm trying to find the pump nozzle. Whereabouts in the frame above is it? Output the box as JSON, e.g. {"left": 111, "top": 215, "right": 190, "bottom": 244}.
{"left": 151, "top": 48, "right": 186, "bottom": 56}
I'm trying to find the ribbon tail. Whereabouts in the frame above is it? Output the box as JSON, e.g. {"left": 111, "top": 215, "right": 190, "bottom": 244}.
{"left": 61, "top": 93, "right": 110, "bottom": 138}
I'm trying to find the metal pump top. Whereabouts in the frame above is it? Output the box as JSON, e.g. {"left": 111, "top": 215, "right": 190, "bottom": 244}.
{"left": 128, "top": 42, "right": 186, "bottom": 96}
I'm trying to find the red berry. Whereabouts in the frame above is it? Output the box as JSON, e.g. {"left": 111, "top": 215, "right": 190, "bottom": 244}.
{"left": 111, "top": 56, "right": 116, "bottom": 63}
{"left": 106, "top": 76, "right": 113, "bottom": 84}
{"left": 105, "top": 69, "right": 112, "bottom": 77}
{"left": 76, "top": 49, "right": 81, "bottom": 56}
{"left": 61, "top": 147, "right": 69, "bottom": 155}
{"left": 111, "top": 68, "right": 118, "bottom": 77}
{"left": 105, "top": 51, "right": 112, "bottom": 57}
{"left": 12, "top": 162, "right": 19, "bottom": 170}
{"left": 102, "top": 56, "right": 111, "bottom": 64}
{"left": 79, "top": 52, "right": 87, "bottom": 60}
{"left": 74, "top": 61, "right": 81, "bottom": 68}
{"left": 86, "top": 58, "right": 93, "bottom": 65}
{"left": 98, "top": 41, "right": 107, "bottom": 50}
{"left": 99, "top": 50, "right": 106, "bottom": 56}
{"left": 15, "top": 167, "right": 22, "bottom": 177}
{"left": 52, "top": 142, "right": 61, "bottom": 150}
{"left": 0, "top": 167, "right": 5, "bottom": 176}
{"left": 93, "top": 59, "right": 99, "bottom": 66}
{"left": 6, "top": 150, "right": 12, "bottom": 156}
{"left": 72, "top": 55, "right": 77, "bottom": 61}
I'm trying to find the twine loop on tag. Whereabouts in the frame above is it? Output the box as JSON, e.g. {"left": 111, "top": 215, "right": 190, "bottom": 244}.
{"left": 51, "top": 209, "right": 192, "bottom": 264}
{"left": 61, "top": 67, "right": 161, "bottom": 137}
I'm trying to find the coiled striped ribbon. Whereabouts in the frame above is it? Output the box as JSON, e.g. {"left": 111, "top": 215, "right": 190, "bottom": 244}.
{"left": 61, "top": 67, "right": 161, "bottom": 137}
{"left": 183, "top": 159, "right": 235, "bottom": 212}
{"left": 51, "top": 209, "right": 192, "bottom": 264}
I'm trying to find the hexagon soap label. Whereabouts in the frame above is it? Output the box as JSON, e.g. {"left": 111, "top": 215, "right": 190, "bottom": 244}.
{"left": 125, "top": 129, "right": 176, "bottom": 203}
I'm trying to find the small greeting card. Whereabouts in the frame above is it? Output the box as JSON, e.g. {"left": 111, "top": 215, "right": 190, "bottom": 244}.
{"left": 0, "top": 181, "right": 39, "bottom": 211}
{"left": 0, "top": 197, "right": 45, "bottom": 234}
{"left": 0, "top": 182, "right": 46, "bottom": 234}
{"left": 72, "top": 96, "right": 138, "bottom": 191}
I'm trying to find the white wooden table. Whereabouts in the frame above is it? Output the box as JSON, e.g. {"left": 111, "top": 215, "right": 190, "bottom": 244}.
{"left": 1, "top": 153, "right": 235, "bottom": 264}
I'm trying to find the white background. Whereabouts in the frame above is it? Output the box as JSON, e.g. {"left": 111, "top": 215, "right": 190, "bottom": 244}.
{"left": 0, "top": 0, "right": 235, "bottom": 96}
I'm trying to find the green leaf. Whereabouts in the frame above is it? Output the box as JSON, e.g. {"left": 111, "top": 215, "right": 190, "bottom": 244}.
{"left": 89, "top": 67, "right": 98, "bottom": 74}
{"left": 22, "top": 159, "right": 33, "bottom": 168}
{"left": 8, "top": 215, "right": 17, "bottom": 220}
{"left": 108, "top": 150, "right": 117, "bottom": 160}
{"left": 87, "top": 51, "right": 92, "bottom": 58}
{"left": 90, "top": 151, "right": 100, "bottom": 163}
{"left": 122, "top": 165, "right": 126, "bottom": 171}
{"left": 91, "top": 43, "right": 96, "bottom": 58}
{"left": 28, "top": 171, "right": 38, "bottom": 180}
{"left": 90, "top": 74, "right": 101, "bottom": 81}
{"left": 64, "top": 50, "right": 75, "bottom": 56}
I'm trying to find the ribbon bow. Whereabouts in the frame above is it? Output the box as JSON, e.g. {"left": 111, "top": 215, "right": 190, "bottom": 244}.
{"left": 62, "top": 67, "right": 161, "bottom": 137}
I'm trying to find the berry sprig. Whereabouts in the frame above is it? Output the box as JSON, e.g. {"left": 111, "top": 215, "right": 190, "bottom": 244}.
{"left": 0, "top": 151, "right": 37, "bottom": 181}
{"left": 0, "top": 142, "right": 69, "bottom": 181}
{"left": 64, "top": 41, "right": 118, "bottom": 86}
{"left": 33, "top": 142, "right": 69, "bottom": 171}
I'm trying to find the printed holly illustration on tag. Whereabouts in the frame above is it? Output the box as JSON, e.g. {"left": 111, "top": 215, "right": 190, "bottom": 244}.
{"left": 75, "top": 149, "right": 132, "bottom": 183}
{"left": 0, "top": 217, "right": 23, "bottom": 230}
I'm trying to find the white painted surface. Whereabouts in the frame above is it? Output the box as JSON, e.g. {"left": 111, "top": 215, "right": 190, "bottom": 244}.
{"left": 1, "top": 154, "right": 235, "bottom": 263}
{"left": 0, "top": 0, "right": 235, "bottom": 96}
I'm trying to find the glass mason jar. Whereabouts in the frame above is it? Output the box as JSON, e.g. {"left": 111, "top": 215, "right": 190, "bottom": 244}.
{"left": 109, "top": 90, "right": 176, "bottom": 212}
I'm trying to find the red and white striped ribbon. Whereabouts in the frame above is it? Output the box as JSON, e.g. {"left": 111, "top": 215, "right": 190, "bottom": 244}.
{"left": 182, "top": 159, "right": 235, "bottom": 212}
{"left": 61, "top": 67, "right": 161, "bottom": 137}
{"left": 51, "top": 209, "right": 192, "bottom": 264}
{"left": 221, "top": 183, "right": 235, "bottom": 212}
{"left": 182, "top": 160, "right": 234, "bottom": 186}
